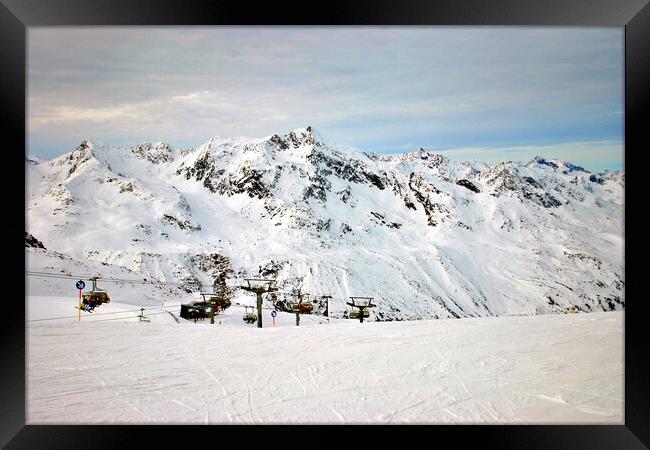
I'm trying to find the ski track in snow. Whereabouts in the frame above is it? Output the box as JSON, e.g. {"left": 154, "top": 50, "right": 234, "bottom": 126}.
{"left": 26, "top": 310, "right": 623, "bottom": 424}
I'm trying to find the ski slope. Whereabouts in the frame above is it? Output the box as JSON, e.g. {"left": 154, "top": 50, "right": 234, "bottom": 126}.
{"left": 27, "top": 310, "right": 623, "bottom": 424}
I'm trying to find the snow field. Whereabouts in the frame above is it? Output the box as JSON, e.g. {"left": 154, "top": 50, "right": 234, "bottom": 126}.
{"left": 27, "top": 310, "right": 623, "bottom": 424}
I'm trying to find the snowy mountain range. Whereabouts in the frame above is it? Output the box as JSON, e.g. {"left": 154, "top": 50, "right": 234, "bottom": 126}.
{"left": 25, "top": 127, "right": 624, "bottom": 321}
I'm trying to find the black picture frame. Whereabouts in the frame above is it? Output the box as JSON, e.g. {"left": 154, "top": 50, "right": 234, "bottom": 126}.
{"left": 5, "top": 0, "right": 648, "bottom": 447}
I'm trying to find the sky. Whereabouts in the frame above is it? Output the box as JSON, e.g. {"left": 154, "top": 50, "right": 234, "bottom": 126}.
{"left": 28, "top": 27, "right": 624, "bottom": 171}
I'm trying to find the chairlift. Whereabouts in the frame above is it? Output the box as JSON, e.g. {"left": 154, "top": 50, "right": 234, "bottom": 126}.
{"left": 290, "top": 302, "right": 313, "bottom": 314}
{"left": 289, "top": 291, "right": 313, "bottom": 314}
{"left": 80, "top": 277, "right": 110, "bottom": 312}
{"left": 200, "top": 292, "right": 232, "bottom": 313}
{"left": 347, "top": 297, "right": 374, "bottom": 322}
{"left": 349, "top": 310, "right": 370, "bottom": 320}
{"left": 243, "top": 306, "right": 257, "bottom": 324}
{"left": 138, "top": 308, "right": 151, "bottom": 323}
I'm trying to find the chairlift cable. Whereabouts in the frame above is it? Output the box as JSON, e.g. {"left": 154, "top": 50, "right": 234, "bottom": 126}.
{"left": 27, "top": 272, "right": 365, "bottom": 304}
{"left": 26, "top": 303, "right": 185, "bottom": 322}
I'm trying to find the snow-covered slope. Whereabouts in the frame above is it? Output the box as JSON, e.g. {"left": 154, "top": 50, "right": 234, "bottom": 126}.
{"left": 27, "top": 311, "right": 624, "bottom": 424}
{"left": 26, "top": 127, "right": 624, "bottom": 321}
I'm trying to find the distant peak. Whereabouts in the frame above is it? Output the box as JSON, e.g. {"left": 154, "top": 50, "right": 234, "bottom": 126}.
{"left": 67, "top": 139, "right": 95, "bottom": 160}
{"left": 561, "top": 161, "right": 588, "bottom": 173}
{"left": 530, "top": 155, "right": 555, "bottom": 165}
{"left": 264, "top": 126, "right": 325, "bottom": 151}
{"left": 78, "top": 139, "right": 94, "bottom": 150}
{"left": 405, "top": 148, "right": 448, "bottom": 162}
{"left": 291, "top": 125, "right": 314, "bottom": 135}
{"left": 26, "top": 155, "right": 41, "bottom": 165}
{"left": 286, "top": 126, "right": 317, "bottom": 142}
{"left": 527, "top": 155, "right": 588, "bottom": 173}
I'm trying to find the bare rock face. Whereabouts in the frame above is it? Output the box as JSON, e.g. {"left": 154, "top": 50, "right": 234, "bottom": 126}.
{"left": 64, "top": 140, "right": 94, "bottom": 178}
{"left": 179, "top": 275, "right": 202, "bottom": 293}
{"left": 181, "top": 155, "right": 272, "bottom": 199}
{"left": 483, "top": 163, "right": 562, "bottom": 208}
{"left": 177, "top": 148, "right": 216, "bottom": 182}
{"left": 483, "top": 162, "right": 523, "bottom": 193}
{"left": 131, "top": 142, "right": 174, "bottom": 164}
{"left": 25, "top": 232, "right": 46, "bottom": 249}
{"left": 161, "top": 214, "right": 201, "bottom": 232}
{"left": 456, "top": 179, "right": 481, "bottom": 193}
{"left": 303, "top": 172, "right": 331, "bottom": 203}
{"left": 258, "top": 260, "right": 285, "bottom": 278}
{"left": 191, "top": 253, "right": 234, "bottom": 295}
{"left": 408, "top": 172, "right": 449, "bottom": 226}
{"left": 307, "top": 147, "right": 387, "bottom": 190}
{"left": 217, "top": 164, "right": 271, "bottom": 199}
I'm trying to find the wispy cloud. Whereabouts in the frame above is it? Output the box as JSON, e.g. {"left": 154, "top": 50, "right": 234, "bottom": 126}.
{"left": 28, "top": 27, "right": 624, "bottom": 169}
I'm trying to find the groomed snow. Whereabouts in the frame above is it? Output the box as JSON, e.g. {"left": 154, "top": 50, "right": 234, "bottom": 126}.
{"left": 27, "top": 310, "right": 623, "bottom": 424}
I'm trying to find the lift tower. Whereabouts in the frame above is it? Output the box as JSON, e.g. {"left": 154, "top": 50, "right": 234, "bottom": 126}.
{"left": 320, "top": 294, "right": 333, "bottom": 323}
{"left": 241, "top": 279, "right": 278, "bottom": 328}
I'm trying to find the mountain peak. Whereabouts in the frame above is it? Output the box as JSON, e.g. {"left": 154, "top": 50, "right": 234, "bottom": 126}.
{"left": 400, "top": 148, "right": 450, "bottom": 165}
{"left": 26, "top": 155, "right": 42, "bottom": 165}
{"left": 527, "top": 155, "right": 589, "bottom": 174}
{"left": 262, "top": 126, "right": 324, "bottom": 152}
{"left": 66, "top": 139, "right": 95, "bottom": 161}
{"left": 291, "top": 125, "right": 314, "bottom": 135}
{"left": 77, "top": 139, "right": 94, "bottom": 151}
{"left": 288, "top": 125, "right": 317, "bottom": 142}
{"left": 529, "top": 155, "right": 557, "bottom": 168}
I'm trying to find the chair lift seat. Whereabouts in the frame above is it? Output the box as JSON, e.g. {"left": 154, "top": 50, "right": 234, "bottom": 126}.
{"left": 243, "top": 306, "right": 257, "bottom": 323}
{"left": 349, "top": 310, "right": 369, "bottom": 319}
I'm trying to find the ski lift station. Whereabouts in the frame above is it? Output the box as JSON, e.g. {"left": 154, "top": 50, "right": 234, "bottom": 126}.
{"left": 180, "top": 301, "right": 212, "bottom": 322}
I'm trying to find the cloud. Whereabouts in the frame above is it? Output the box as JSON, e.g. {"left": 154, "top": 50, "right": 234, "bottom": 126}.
{"left": 27, "top": 27, "right": 624, "bottom": 169}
